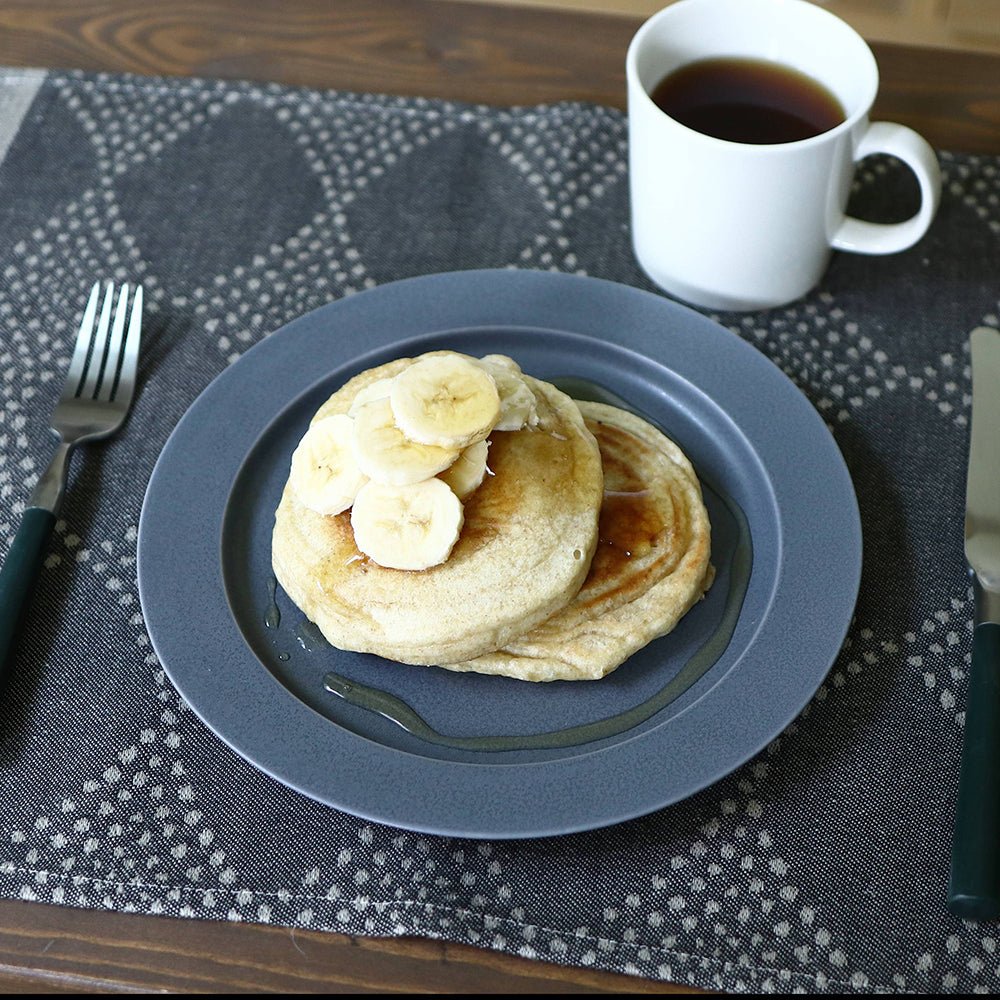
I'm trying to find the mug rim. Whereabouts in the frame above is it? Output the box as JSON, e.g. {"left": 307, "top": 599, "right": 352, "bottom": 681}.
{"left": 625, "top": 0, "right": 880, "bottom": 152}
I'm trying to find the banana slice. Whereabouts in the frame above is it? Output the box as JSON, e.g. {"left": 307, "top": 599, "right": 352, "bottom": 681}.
{"left": 347, "top": 376, "right": 396, "bottom": 417}
{"left": 351, "top": 478, "right": 464, "bottom": 571}
{"left": 390, "top": 354, "right": 501, "bottom": 449}
{"left": 479, "top": 354, "right": 522, "bottom": 374}
{"left": 438, "top": 439, "right": 489, "bottom": 499}
{"left": 289, "top": 414, "right": 368, "bottom": 515}
{"left": 352, "top": 397, "right": 460, "bottom": 485}
{"left": 475, "top": 357, "right": 539, "bottom": 432}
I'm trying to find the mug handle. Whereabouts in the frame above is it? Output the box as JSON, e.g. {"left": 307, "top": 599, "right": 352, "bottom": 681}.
{"left": 831, "top": 122, "right": 942, "bottom": 255}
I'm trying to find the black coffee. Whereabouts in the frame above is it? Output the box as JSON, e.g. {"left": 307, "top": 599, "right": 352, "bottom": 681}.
{"left": 650, "top": 57, "right": 845, "bottom": 144}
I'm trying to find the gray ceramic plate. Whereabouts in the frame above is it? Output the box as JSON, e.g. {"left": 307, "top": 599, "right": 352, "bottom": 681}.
{"left": 137, "top": 269, "right": 861, "bottom": 839}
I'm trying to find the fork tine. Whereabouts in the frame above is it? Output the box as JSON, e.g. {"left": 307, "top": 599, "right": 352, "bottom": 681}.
{"left": 79, "top": 282, "right": 115, "bottom": 400}
{"left": 63, "top": 281, "right": 101, "bottom": 398}
{"left": 113, "top": 284, "right": 143, "bottom": 406}
{"left": 96, "top": 284, "right": 130, "bottom": 403}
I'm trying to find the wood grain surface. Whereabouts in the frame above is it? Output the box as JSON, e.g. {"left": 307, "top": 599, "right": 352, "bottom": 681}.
{"left": 0, "top": 0, "right": 997, "bottom": 994}
{"left": 0, "top": 898, "right": 693, "bottom": 993}
{"left": 0, "top": 0, "right": 995, "bottom": 151}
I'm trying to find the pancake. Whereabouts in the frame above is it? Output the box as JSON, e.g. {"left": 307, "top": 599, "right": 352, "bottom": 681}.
{"left": 444, "top": 401, "right": 714, "bottom": 681}
{"left": 271, "top": 354, "right": 604, "bottom": 665}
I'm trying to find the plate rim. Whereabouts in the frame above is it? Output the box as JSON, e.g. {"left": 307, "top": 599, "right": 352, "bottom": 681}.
{"left": 137, "top": 268, "right": 862, "bottom": 838}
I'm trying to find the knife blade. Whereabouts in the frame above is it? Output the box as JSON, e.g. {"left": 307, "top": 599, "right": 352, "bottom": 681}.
{"left": 948, "top": 325, "right": 1000, "bottom": 920}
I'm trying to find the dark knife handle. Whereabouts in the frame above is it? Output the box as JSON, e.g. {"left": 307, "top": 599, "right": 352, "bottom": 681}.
{"left": 949, "top": 620, "right": 1000, "bottom": 919}
{"left": 0, "top": 506, "right": 56, "bottom": 691}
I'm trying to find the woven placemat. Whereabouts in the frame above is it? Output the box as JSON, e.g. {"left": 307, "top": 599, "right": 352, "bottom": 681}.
{"left": 1, "top": 68, "right": 998, "bottom": 993}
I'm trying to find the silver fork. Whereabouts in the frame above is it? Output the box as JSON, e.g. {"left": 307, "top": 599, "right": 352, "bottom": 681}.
{"left": 0, "top": 282, "right": 143, "bottom": 681}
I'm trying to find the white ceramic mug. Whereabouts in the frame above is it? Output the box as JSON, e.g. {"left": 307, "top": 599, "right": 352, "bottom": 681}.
{"left": 626, "top": 0, "right": 942, "bottom": 311}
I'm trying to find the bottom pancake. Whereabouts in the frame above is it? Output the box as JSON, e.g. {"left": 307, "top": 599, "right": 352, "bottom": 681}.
{"left": 443, "top": 401, "right": 714, "bottom": 681}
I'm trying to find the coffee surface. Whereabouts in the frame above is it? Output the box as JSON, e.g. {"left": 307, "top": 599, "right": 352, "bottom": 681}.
{"left": 650, "top": 57, "right": 845, "bottom": 144}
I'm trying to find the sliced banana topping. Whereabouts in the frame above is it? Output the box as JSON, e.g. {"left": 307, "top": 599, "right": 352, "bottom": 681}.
{"left": 479, "top": 353, "right": 522, "bottom": 374}
{"left": 390, "top": 354, "right": 501, "bottom": 449}
{"left": 287, "top": 351, "right": 539, "bottom": 572}
{"left": 438, "top": 439, "right": 489, "bottom": 499}
{"left": 347, "top": 376, "right": 396, "bottom": 417}
{"left": 351, "top": 397, "right": 461, "bottom": 486}
{"left": 289, "top": 414, "right": 368, "bottom": 516}
{"left": 351, "top": 478, "right": 465, "bottom": 571}
{"left": 475, "top": 357, "right": 539, "bottom": 432}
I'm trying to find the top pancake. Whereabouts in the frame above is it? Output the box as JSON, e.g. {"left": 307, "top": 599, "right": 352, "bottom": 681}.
{"left": 271, "top": 354, "right": 604, "bottom": 665}
{"left": 444, "top": 401, "right": 714, "bottom": 681}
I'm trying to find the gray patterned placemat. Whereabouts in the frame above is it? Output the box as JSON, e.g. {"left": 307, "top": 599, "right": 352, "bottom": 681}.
{"left": 0, "top": 68, "right": 998, "bottom": 994}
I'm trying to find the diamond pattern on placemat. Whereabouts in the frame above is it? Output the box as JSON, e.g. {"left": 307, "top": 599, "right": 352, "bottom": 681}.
{"left": 114, "top": 98, "right": 324, "bottom": 289}
{"left": 1, "top": 68, "right": 999, "bottom": 994}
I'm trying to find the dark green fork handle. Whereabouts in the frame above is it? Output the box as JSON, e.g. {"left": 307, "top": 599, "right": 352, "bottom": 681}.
{"left": 0, "top": 506, "right": 56, "bottom": 689}
{"left": 948, "top": 621, "right": 1000, "bottom": 919}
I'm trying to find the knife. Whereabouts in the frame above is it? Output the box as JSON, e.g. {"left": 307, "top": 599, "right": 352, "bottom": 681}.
{"left": 949, "top": 325, "right": 1000, "bottom": 919}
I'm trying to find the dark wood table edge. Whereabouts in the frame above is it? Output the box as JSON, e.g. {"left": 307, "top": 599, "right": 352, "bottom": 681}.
{"left": 0, "top": 897, "right": 705, "bottom": 993}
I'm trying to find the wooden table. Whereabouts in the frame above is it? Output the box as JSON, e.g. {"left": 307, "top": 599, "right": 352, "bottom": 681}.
{"left": 0, "top": 1, "right": 997, "bottom": 993}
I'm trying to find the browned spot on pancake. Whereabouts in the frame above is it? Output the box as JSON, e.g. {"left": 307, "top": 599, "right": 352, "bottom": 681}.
{"left": 578, "top": 418, "right": 681, "bottom": 609}
{"left": 457, "top": 431, "right": 523, "bottom": 548}
{"left": 310, "top": 507, "right": 373, "bottom": 574}
{"left": 596, "top": 489, "right": 666, "bottom": 571}
{"left": 589, "top": 421, "right": 648, "bottom": 494}
{"left": 329, "top": 509, "right": 361, "bottom": 553}
{"left": 453, "top": 426, "right": 585, "bottom": 553}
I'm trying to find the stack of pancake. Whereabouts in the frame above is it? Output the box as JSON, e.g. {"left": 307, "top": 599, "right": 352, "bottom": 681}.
{"left": 272, "top": 350, "right": 713, "bottom": 682}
